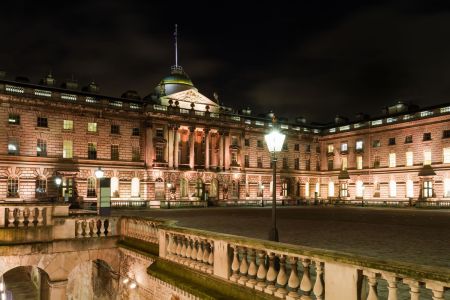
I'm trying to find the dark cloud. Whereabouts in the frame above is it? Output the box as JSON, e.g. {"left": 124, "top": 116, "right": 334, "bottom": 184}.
{"left": 1, "top": 1, "right": 450, "bottom": 123}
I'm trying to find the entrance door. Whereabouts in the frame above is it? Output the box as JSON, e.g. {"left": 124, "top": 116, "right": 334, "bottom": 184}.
{"left": 62, "top": 177, "right": 74, "bottom": 202}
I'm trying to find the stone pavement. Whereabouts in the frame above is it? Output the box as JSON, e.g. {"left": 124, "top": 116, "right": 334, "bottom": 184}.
{"left": 113, "top": 206, "right": 450, "bottom": 269}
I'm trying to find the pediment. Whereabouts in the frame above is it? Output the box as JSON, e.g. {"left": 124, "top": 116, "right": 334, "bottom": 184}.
{"left": 161, "top": 89, "right": 220, "bottom": 112}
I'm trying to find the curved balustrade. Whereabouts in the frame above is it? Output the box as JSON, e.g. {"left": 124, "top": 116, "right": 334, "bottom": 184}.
{"left": 74, "top": 217, "right": 118, "bottom": 237}
{"left": 120, "top": 217, "right": 160, "bottom": 244}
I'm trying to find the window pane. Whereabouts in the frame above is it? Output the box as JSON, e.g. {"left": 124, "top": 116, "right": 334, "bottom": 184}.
{"left": 63, "top": 120, "right": 73, "bottom": 130}
{"left": 63, "top": 140, "right": 73, "bottom": 158}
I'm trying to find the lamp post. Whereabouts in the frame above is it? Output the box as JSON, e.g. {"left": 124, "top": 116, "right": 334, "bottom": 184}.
{"left": 95, "top": 167, "right": 104, "bottom": 214}
{"left": 167, "top": 183, "right": 172, "bottom": 209}
{"left": 264, "top": 126, "right": 286, "bottom": 242}
{"left": 55, "top": 177, "right": 62, "bottom": 203}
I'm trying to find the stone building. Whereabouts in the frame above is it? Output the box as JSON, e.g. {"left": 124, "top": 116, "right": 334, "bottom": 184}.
{"left": 0, "top": 66, "right": 449, "bottom": 207}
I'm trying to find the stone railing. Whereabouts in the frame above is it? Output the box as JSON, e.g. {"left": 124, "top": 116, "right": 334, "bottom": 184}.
{"left": 120, "top": 217, "right": 161, "bottom": 244}
{"left": 0, "top": 203, "right": 69, "bottom": 228}
{"left": 74, "top": 217, "right": 119, "bottom": 238}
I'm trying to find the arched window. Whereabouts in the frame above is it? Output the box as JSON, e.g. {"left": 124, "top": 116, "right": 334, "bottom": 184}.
{"left": 406, "top": 179, "right": 414, "bottom": 198}
{"left": 7, "top": 177, "right": 19, "bottom": 198}
{"left": 35, "top": 177, "right": 47, "bottom": 198}
{"left": 328, "top": 181, "right": 334, "bottom": 197}
{"left": 210, "top": 179, "right": 218, "bottom": 198}
{"left": 131, "top": 177, "right": 140, "bottom": 197}
{"left": 196, "top": 179, "right": 204, "bottom": 198}
{"left": 111, "top": 177, "right": 119, "bottom": 197}
{"left": 180, "top": 178, "right": 189, "bottom": 198}
{"left": 389, "top": 180, "right": 397, "bottom": 197}
{"left": 355, "top": 180, "right": 364, "bottom": 198}
{"left": 87, "top": 177, "right": 96, "bottom": 197}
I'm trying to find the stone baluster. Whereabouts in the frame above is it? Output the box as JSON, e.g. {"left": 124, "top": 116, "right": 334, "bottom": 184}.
{"left": 166, "top": 233, "right": 173, "bottom": 258}
{"left": 230, "top": 245, "right": 240, "bottom": 282}
{"left": 207, "top": 241, "right": 214, "bottom": 274}
{"left": 37, "top": 207, "right": 44, "bottom": 225}
{"left": 23, "top": 208, "right": 30, "bottom": 226}
{"left": 82, "top": 220, "right": 88, "bottom": 237}
{"left": 76, "top": 221, "right": 83, "bottom": 237}
{"left": 238, "top": 247, "right": 249, "bottom": 285}
{"left": 255, "top": 251, "right": 268, "bottom": 292}
{"left": 196, "top": 240, "right": 204, "bottom": 268}
{"left": 313, "top": 261, "right": 324, "bottom": 300}
{"left": 176, "top": 236, "right": 183, "bottom": 260}
{"left": 185, "top": 238, "right": 192, "bottom": 265}
{"left": 300, "top": 259, "right": 312, "bottom": 299}
{"left": 98, "top": 219, "right": 105, "bottom": 236}
{"left": 403, "top": 279, "right": 420, "bottom": 300}
{"left": 18, "top": 209, "right": 25, "bottom": 227}
{"left": 245, "top": 249, "right": 257, "bottom": 288}
{"left": 264, "top": 253, "right": 278, "bottom": 295}
{"left": 202, "top": 242, "right": 210, "bottom": 265}
{"left": 286, "top": 256, "right": 300, "bottom": 300}
{"left": 170, "top": 234, "right": 178, "bottom": 259}
{"left": 382, "top": 274, "right": 398, "bottom": 300}
{"left": 190, "top": 239, "right": 198, "bottom": 267}
{"left": 365, "top": 271, "right": 378, "bottom": 300}
{"left": 88, "top": 220, "right": 95, "bottom": 237}
{"left": 180, "top": 237, "right": 187, "bottom": 259}
{"left": 8, "top": 208, "right": 15, "bottom": 226}
{"left": 426, "top": 282, "right": 445, "bottom": 300}
{"left": 275, "top": 255, "right": 288, "bottom": 298}
{"left": 29, "top": 208, "right": 37, "bottom": 226}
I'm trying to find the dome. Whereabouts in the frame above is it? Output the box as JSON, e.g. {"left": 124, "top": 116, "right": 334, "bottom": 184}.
{"left": 155, "top": 66, "right": 196, "bottom": 96}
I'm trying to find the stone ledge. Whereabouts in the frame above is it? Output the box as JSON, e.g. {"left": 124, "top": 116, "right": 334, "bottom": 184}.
{"left": 117, "top": 236, "right": 159, "bottom": 258}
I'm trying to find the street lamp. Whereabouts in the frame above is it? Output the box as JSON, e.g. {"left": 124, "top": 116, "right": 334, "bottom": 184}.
{"left": 95, "top": 167, "right": 104, "bottom": 214}
{"left": 265, "top": 126, "right": 285, "bottom": 242}
{"left": 55, "top": 177, "right": 62, "bottom": 202}
{"left": 167, "top": 183, "right": 172, "bottom": 209}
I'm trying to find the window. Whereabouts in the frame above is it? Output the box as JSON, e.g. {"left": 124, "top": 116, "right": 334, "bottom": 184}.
{"left": 406, "top": 151, "right": 413, "bottom": 166}
{"left": 257, "top": 140, "right": 263, "bottom": 148}
{"left": 327, "top": 159, "right": 333, "bottom": 171}
{"left": 111, "top": 124, "right": 120, "bottom": 134}
{"left": 372, "top": 140, "right": 381, "bottom": 148}
{"left": 7, "top": 177, "right": 19, "bottom": 198}
{"left": 37, "top": 139, "right": 47, "bottom": 157}
{"left": 257, "top": 157, "right": 263, "bottom": 168}
{"left": 327, "top": 144, "right": 334, "bottom": 154}
{"left": 282, "top": 181, "right": 288, "bottom": 197}
{"left": 282, "top": 143, "right": 288, "bottom": 151}
{"left": 111, "top": 177, "right": 119, "bottom": 197}
{"left": 87, "top": 177, "right": 96, "bottom": 197}
{"left": 341, "top": 157, "right": 348, "bottom": 170}
{"left": 294, "top": 144, "right": 300, "bottom": 151}
{"left": 283, "top": 157, "right": 288, "bottom": 169}
{"left": 444, "top": 178, "right": 450, "bottom": 197}
{"left": 355, "top": 140, "right": 363, "bottom": 151}
{"left": 35, "top": 178, "right": 47, "bottom": 196}
{"left": 132, "top": 147, "right": 140, "bottom": 161}
{"left": 374, "top": 182, "right": 381, "bottom": 197}
{"left": 63, "top": 120, "right": 73, "bottom": 130}
{"left": 389, "top": 180, "right": 397, "bottom": 197}
{"left": 388, "top": 138, "right": 396, "bottom": 146}
{"left": 306, "top": 144, "right": 311, "bottom": 153}
{"left": 37, "top": 117, "right": 48, "bottom": 127}
{"left": 244, "top": 155, "right": 249, "bottom": 167}
{"left": 355, "top": 180, "right": 364, "bottom": 198}
{"left": 304, "top": 182, "right": 310, "bottom": 198}
{"left": 231, "top": 152, "right": 238, "bottom": 165}
{"left": 156, "top": 128, "right": 164, "bottom": 138}
{"left": 340, "top": 182, "right": 348, "bottom": 197}
{"left": 8, "top": 138, "right": 19, "bottom": 155}
{"left": 443, "top": 130, "right": 450, "bottom": 139}
{"left": 231, "top": 136, "right": 238, "bottom": 146}
{"left": 340, "top": 143, "right": 348, "bottom": 152}
{"left": 132, "top": 127, "right": 140, "bottom": 136}
{"left": 444, "top": 147, "right": 450, "bottom": 164}
{"left": 423, "top": 181, "right": 433, "bottom": 198}
{"left": 294, "top": 158, "right": 299, "bottom": 170}
{"left": 156, "top": 145, "right": 164, "bottom": 161}
{"left": 88, "top": 122, "right": 97, "bottom": 132}
{"left": 405, "top": 135, "right": 413, "bottom": 143}
{"left": 423, "top": 132, "right": 432, "bottom": 141}
{"left": 8, "top": 114, "right": 20, "bottom": 125}
{"left": 389, "top": 153, "right": 396, "bottom": 167}
{"left": 306, "top": 159, "right": 311, "bottom": 171}
{"left": 356, "top": 155, "right": 363, "bottom": 170}
{"left": 244, "top": 139, "right": 250, "bottom": 147}
{"left": 315, "top": 182, "right": 320, "bottom": 197}
{"left": 88, "top": 143, "right": 97, "bottom": 159}
{"left": 406, "top": 179, "right": 414, "bottom": 198}
{"left": 373, "top": 156, "right": 380, "bottom": 168}
{"left": 423, "top": 151, "right": 431, "bottom": 165}
{"left": 111, "top": 144, "right": 119, "bottom": 160}
{"left": 131, "top": 177, "right": 140, "bottom": 197}
{"left": 328, "top": 181, "right": 334, "bottom": 197}
{"left": 63, "top": 140, "right": 73, "bottom": 158}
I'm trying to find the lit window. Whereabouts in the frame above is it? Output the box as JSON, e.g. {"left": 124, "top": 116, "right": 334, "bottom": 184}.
{"left": 340, "top": 182, "right": 348, "bottom": 197}
{"left": 111, "top": 177, "right": 119, "bottom": 197}
{"left": 444, "top": 147, "right": 450, "bottom": 164}
{"left": 37, "top": 139, "right": 47, "bottom": 157}
{"left": 406, "top": 151, "right": 413, "bottom": 167}
{"left": 328, "top": 181, "right": 334, "bottom": 197}
{"left": 87, "top": 177, "right": 96, "bottom": 197}
{"left": 315, "top": 182, "right": 320, "bottom": 196}
{"left": 423, "top": 151, "right": 431, "bottom": 165}
{"left": 63, "top": 140, "right": 73, "bottom": 158}
{"left": 341, "top": 157, "right": 348, "bottom": 170}
{"left": 35, "top": 178, "right": 47, "bottom": 197}
{"left": 305, "top": 182, "right": 310, "bottom": 198}
{"left": 356, "top": 156, "right": 363, "bottom": 170}
{"left": 406, "top": 179, "right": 414, "bottom": 198}
{"left": 8, "top": 138, "right": 19, "bottom": 155}
{"left": 355, "top": 140, "right": 363, "bottom": 150}
{"left": 389, "top": 153, "right": 396, "bottom": 168}
{"left": 389, "top": 180, "right": 397, "bottom": 197}
{"left": 340, "top": 143, "right": 348, "bottom": 152}
{"left": 356, "top": 180, "right": 364, "bottom": 198}
{"left": 7, "top": 177, "right": 19, "bottom": 198}
{"left": 423, "top": 181, "right": 433, "bottom": 198}
{"left": 63, "top": 120, "right": 73, "bottom": 130}
{"left": 8, "top": 114, "right": 20, "bottom": 125}
{"left": 444, "top": 178, "right": 450, "bottom": 197}
{"left": 327, "top": 144, "right": 334, "bottom": 154}
{"left": 131, "top": 177, "right": 140, "bottom": 197}
{"left": 87, "top": 122, "right": 97, "bottom": 132}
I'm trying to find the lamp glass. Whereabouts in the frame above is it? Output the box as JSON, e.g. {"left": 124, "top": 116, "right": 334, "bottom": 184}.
{"left": 264, "top": 129, "right": 286, "bottom": 153}
{"left": 95, "top": 168, "right": 104, "bottom": 179}
{"left": 55, "top": 177, "right": 62, "bottom": 186}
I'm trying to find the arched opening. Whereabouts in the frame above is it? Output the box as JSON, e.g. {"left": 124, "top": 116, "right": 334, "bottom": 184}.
{"left": 1, "top": 266, "right": 50, "bottom": 300}
{"left": 209, "top": 179, "right": 218, "bottom": 199}
{"left": 180, "top": 178, "right": 189, "bottom": 198}
{"left": 67, "top": 259, "right": 118, "bottom": 300}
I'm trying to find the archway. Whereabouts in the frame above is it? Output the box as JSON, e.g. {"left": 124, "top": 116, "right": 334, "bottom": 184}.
{"left": 209, "top": 179, "right": 218, "bottom": 199}
{"left": 1, "top": 266, "right": 50, "bottom": 300}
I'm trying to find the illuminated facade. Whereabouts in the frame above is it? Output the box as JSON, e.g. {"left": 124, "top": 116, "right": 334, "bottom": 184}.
{"left": 0, "top": 66, "right": 449, "bottom": 207}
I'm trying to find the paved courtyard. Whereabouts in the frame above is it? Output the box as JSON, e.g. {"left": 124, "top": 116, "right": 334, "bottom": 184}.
{"left": 114, "top": 207, "right": 450, "bottom": 269}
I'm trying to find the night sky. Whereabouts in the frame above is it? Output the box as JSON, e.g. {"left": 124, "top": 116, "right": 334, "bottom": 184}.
{"left": 1, "top": 1, "right": 450, "bottom": 123}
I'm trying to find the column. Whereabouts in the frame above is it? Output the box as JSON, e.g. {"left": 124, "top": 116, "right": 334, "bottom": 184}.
{"left": 239, "top": 134, "right": 244, "bottom": 167}
{"left": 174, "top": 126, "right": 179, "bottom": 169}
{"left": 168, "top": 125, "right": 174, "bottom": 168}
{"left": 145, "top": 122, "right": 153, "bottom": 167}
{"left": 48, "top": 279, "right": 68, "bottom": 300}
{"left": 205, "top": 128, "right": 210, "bottom": 170}
{"left": 224, "top": 132, "right": 230, "bottom": 170}
{"left": 219, "top": 131, "right": 224, "bottom": 170}
{"left": 189, "top": 126, "right": 195, "bottom": 169}
{"left": 164, "top": 125, "right": 169, "bottom": 163}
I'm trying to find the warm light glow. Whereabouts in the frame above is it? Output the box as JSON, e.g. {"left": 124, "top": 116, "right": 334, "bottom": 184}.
{"left": 423, "top": 151, "right": 431, "bottom": 165}
{"left": 129, "top": 282, "right": 137, "bottom": 289}
{"left": 356, "top": 180, "right": 364, "bottom": 197}
{"left": 389, "top": 153, "right": 396, "bottom": 168}
{"left": 95, "top": 167, "right": 104, "bottom": 179}
{"left": 305, "top": 182, "right": 310, "bottom": 197}
{"left": 328, "top": 181, "right": 334, "bottom": 197}
{"left": 131, "top": 177, "right": 140, "bottom": 197}
{"left": 406, "top": 179, "right": 414, "bottom": 198}
{"left": 264, "top": 129, "right": 286, "bottom": 153}
{"left": 406, "top": 151, "right": 413, "bottom": 167}
{"left": 389, "top": 180, "right": 397, "bottom": 197}
{"left": 55, "top": 177, "right": 62, "bottom": 186}
{"left": 122, "top": 278, "right": 129, "bottom": 284}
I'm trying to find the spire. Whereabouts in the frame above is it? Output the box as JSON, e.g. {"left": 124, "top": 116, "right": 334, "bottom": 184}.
{"left": 174, "top": 24, "right": 178, "bottom": 67}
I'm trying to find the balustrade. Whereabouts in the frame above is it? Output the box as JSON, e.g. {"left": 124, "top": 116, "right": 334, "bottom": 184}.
{"left": 74, "top": 217, "right": 117, "bottom": 237}
{"left": 120, "top": 217, "right": 159, "bottom": 243}
{"left": 2, "top": 206, "right": 47, "bottom": 227}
